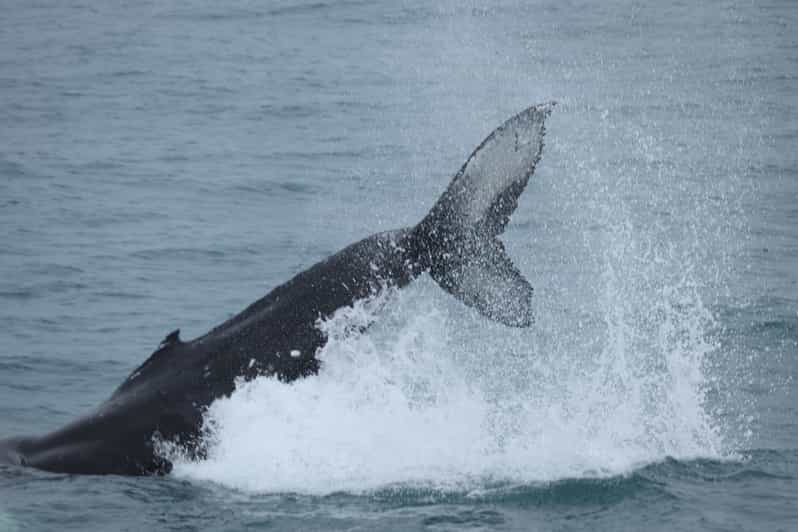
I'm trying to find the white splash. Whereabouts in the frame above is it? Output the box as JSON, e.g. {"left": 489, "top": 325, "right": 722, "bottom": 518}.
{"left": 171, "top": 257, "right": 726, "bottom": 494}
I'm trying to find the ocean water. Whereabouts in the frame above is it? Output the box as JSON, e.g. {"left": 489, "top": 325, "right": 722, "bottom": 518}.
{"left": 1, "top": 0, "right": 796, "bottom": 530}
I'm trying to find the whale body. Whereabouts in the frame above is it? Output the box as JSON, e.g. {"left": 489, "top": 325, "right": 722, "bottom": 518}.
{"left": 0, "top": 103, "right": 553, "bottom": 475}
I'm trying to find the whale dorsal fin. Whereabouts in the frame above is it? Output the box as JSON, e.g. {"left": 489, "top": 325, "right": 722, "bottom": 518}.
{"left": 111, "top": 329, "right": 183, "bottom": 397}
{"left": 159, "top": 329, "right": 181, "bottom": 348}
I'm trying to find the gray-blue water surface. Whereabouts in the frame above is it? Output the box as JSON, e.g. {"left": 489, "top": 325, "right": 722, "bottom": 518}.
{"left": 1, "top": 0, "right": 797, "bottom": 530}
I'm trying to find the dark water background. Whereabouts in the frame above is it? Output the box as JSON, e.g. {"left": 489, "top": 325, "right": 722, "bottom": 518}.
{"left": 1, "top": 0, "right": 797, "bottom": 530}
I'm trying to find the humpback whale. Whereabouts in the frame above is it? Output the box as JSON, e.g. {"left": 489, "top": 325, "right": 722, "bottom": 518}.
{"left": 0, "top": 103, "right": 553, "bottom": 475}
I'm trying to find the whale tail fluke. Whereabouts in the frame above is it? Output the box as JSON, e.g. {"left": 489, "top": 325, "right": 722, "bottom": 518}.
{"left": 413, "top": 103, "right": 554, "bottom": 327}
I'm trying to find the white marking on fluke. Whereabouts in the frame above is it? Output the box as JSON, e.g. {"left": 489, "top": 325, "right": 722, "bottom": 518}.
{"left": 290, "top": 349, "right": 301, "bottom": 358}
